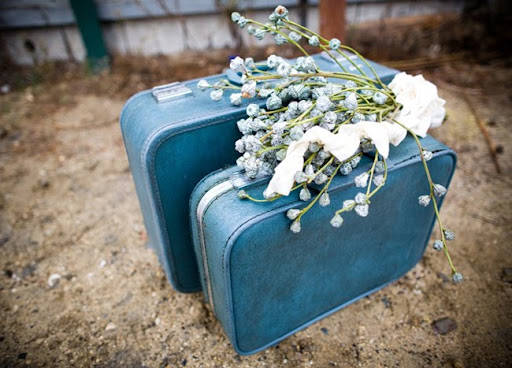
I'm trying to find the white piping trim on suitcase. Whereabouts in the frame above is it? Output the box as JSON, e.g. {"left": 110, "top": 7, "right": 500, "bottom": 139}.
{"left": 197, "top": 180, "right": 234, "bottom": 309}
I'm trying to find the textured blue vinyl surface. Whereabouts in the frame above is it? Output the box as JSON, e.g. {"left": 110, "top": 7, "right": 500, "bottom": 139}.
{"left": 191, "top": 135, "right": 457, "bottom": 354}
{"left": 120, "top": 53, "right": 399, "bottom": 292}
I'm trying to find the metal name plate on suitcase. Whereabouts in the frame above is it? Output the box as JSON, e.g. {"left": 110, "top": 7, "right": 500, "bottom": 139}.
{"left": 120, "top": 54, "right": 398, "bottom": 292}
{"left": 190, "top": 135, "right": 456, "bottom": 355}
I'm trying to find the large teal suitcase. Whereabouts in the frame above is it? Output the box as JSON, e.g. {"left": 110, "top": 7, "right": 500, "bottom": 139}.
{"left": 120, "top": 54, "right": 398, "bottom": 292}
{"left": 190, "top": 135, "right": 456, "bottom": 354}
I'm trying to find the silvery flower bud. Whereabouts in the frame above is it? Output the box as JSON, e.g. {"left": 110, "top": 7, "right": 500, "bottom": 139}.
{"left": 245, "top": 57, "right": 255, "bottom": 69}
{"left": 274, "top": 34, "right": 287, "bottom": 45}
{"left": 298, "top": 86, "right": 311, "bottom": 100}
{"left": 235, "top": 139, "right": 245, "bottom": 153}
{"left": 354, "top": 172, "right": 369, "bottom": 188}
{"left": 237, "top": 119, "right": 251, "bottom": 135}
{"left": 286, "top": 208, "right": 301, "bottom": 220}
{"left": 444, "top": 229, "right": 455, "bottom": 241}
{"left": 355, "top": 192, "right": 367, "bottom": 205}
{"left": 287, "top": 101, "right": 300, "bottom": 115}
{"left": 290, "top": 220, "right": 301, "bottom": 233}
{"left": 350, "top": 156, "right": 361, "bottom": 168}
{"left": 283, "top": 136, "right": 294, "bottom": 145}
{"left": 324, "top": 165, "right": 336, "bottom": 176}
{"left": 246, "top": 103, "right": 260, "bottom": 117}
{"left": 289, "top": 31, "right": 301, "bottom": 42}
{"left": 318, "top": 149, "right": 330, "bottom": 160}
{"left": 319, "top": 96, "right": 337, "bottom": 115}
{"left": 210, "top": 89, "right": 223, "bottom": 101}
{"left": 339, "top": 163, "right": 352, "bottom": 175}
{"left": 351, "top": 112, "right": 364, "bottom": 124}
{"left": 314, "top": 173, "right": 328, "bottom": 185}
{"left": 342, "top": 93, "right": 358, "bottom": 110}
{"left": 266, "top": 94, "right": 283, "bottom": 110}
{"left": 375, "top": 161, "right": 385, "bottom": 173}
{"left": 255, "top": 28, "right": 267, "bottom": 40}
{"left": 290, "top": 126, "right": 304, "bottom": 141}
{"left": 238, "top": 190, "right": 248, "bottom": 199}
{"left": 258, "top": 88, "right": 274, "bottom": 98}
{"left": 197, "top": 79, "right": 210, "bottom": 91}
{"left": 319, "top": 192, "right": 331, "bottom": 207}
{"left": 299, "top": 56, "right": 316, "bottom": 72}
{"left": 294, "top": 171, "right": 308, "bottom": 184}
{"left": 246, "top": 25, "right": 255, "bottom": 35}
{"left": 329, "top": 38, "right": 341, "bottom": 50}
{"left": 422, "top": 149, "right": 433, "bottom": 161}
{"left": 298, "top": 100, "right": 313, "bottom": 113}
{"left": 366, "top": 113, "right": 377, "bottom": 122}
{"left": 309, "top": 35, "right": 320, "bottom": 47}
{"left": 271, "top": 135, "right": 283, "bottom": 146}
{"left": 319, "top": 122, "right": 335, "bottom": 131}
{"left": 373, "top": 91, "right": 388, "bottom": 105}
{"left": 361, "top": 141, "right": 374, "bottom": 153}
{"left": 277, "top": 62, "right": 292, "bottom": 77}
{"left": 308, "top": 142, "right": 321, "bottom": 153}
{"left": 343, "top": 199, "right": 355, "bottom": 210}
{"left": 276, "top": 149, "right": 287, "bottom": 161}
{"left": 230, "top": 56, "right": 245, "bottom": 73}
{"left": 299, "top": 187, "right": 311, "bottom": 201}
{"left": 241, "top": 80, "right": 257, "bottom": 98}
{"left": 231, "top": 12, "right": 241, "bottom": 22}
{"left": 237, "top": 16, "right": 248, "bottom": 28}
{"left": 355, "top": 204, "right": 369, "bottom": 217}
{"left": 452, "top": 272, "right": 463, "bottom": 283}
{"left": 323, "top": 111, "right": 337, "bottom": 124}
{"left": 345, "top": 81, "right": 357, "bottom": 88}
{"left": 433, "top": 184, "right": 447, "bottom": 197}
{"left": 433, "top": 240, "right": 443, "bottom": 251}
{"left": 305, "top": 164, "right": 315, "bottom": 177}
{"left": 418, "top": 195, "right": 431, "bottom": 207}
{"left": 267, "top": 54, "right": 282, "bottom": 69}
{"left": 230, "top": 93, "right": 242, "bottom": 106}
{"left": 373, "top": 175, "right": 385, "bottom": 187}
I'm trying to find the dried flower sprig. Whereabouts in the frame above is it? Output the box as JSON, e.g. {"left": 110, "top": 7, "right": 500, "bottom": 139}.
{"left": 197, "top": 6, "right": 461, "bottom": 282}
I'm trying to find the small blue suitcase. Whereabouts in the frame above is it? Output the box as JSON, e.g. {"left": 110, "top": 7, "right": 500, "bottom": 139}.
{"left": 120, "top": 53, "right": 398, "bottom": 292}
{"left": 190, "top": 135, "right": 456, "bottom": 355}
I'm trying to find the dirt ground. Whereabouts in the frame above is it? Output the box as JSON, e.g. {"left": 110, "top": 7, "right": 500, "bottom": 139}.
{"left": 1, "top": 43, "right": 512, "bottom": 367}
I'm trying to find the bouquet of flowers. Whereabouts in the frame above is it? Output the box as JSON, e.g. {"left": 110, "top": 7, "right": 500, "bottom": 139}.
{"left": 197, "top": 6, "right": 462, "bottom": 283}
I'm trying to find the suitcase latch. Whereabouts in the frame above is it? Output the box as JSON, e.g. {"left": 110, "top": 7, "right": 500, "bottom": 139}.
{"left": 152, "top": 82, "right": 192, "bottom": 103}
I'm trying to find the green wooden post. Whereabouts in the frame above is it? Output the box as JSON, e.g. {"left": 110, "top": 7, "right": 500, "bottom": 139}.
{"left": 69, "top": 0, "right": 109, "bottom": 73}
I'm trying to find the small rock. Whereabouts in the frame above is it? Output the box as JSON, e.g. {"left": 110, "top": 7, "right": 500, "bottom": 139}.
{"left": 37, "top": 178, "right": 50, "bottom": 189}
{"left": 501, "top": 268, "right": 512, "bottom": 283}
{"left": 381, "top": 297, "right": 391, "bottom": 308}
{"left": 47, "top": 273, "right": 62, "bottom": 288}
{"left": 103, "top": 234, "right": 117, "bottom": 245}
{"left": 321, "top": 327, "right": 329, "bottom": 335}
{"left": 1, "top": 84, "right": 10, "bottom": 94}
{"left": 105, "top": 322, "right": 117, "bottom": 331}
{"left": 432, "top": 317, "right": 457, "bottom": 335}
{"left": 99, "top": 259, "right": 107, "bottom": 268}
{"left": 22, "top": 263, "right": 37, "bottom": 278}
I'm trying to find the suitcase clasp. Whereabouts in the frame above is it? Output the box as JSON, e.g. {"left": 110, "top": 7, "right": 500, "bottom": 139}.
{"left": 152, "top": 82, "right": 192, "bottom": 103}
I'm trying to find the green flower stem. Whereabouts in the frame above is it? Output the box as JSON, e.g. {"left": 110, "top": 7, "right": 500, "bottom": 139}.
{"left": 297, "top": 163, "right": 342, "bottom": 221}
{"left": 244, "top": 182, "right": 303, "bottom": 203}
{"left": 366, "top": 151, "right": 379, "bottom": 197}
{"left": 308, "top": 157, "right": 335, "bottom": 183}
{"left": 283, "top": 19, "right": 384, "bottom": 86}
{"left": 368, "top": 158, "right": 388, "bottom": 198}
{"left": 256, "top": 144, "right": 286, "bottom": 156}
{"left": 392, "top": 119, "right": 457, "bottom": 274}
{"left": 249, "top": 19, "right": 309, "bottom": 56}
